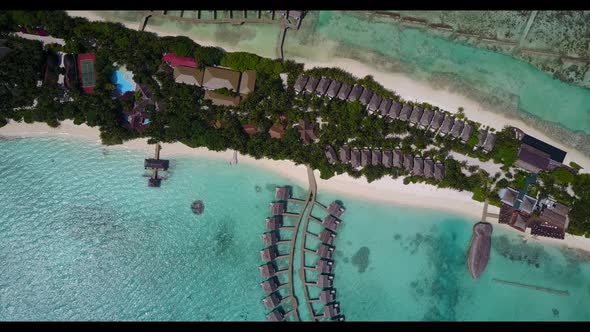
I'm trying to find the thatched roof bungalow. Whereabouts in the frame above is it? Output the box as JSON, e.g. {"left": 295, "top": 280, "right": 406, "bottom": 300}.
{"left": 409, "top": 106, "right": 424, "bottom": 126}
{"left": 358, "top": 88, "right": 373, "bottom": 106}
{"left": 325, "top": 145, "right": 338, "bottom": 165}
{"left": 324, "top": 303, "right": 341, "bottom": 320}
{"left": 392, "top": 149, "right": 403, "bottom": 168}
{"left": 413, "top": 157, "right": 424, "bottom": 177}
{"left": 347, "top": 84, "right": 363, "bottom": 102}
{"left": 388, "top": 101, "right": 402, "bottom": 120}
{"left": 266, "top": 308, "right": 285, "bottom": 322}
{"left": 316, "top": 259, "right": 334, "bottom": 273}
{"left": 315, "top": 77, "right": 331, "bottom": 96}
{"left": 262, "top": 232, "right": 279, "bottom": 246}
{"left": 424, "top": 159, "right": 434, "bottom": 178}
{"left": 361, "top": 149, "right": 371, "bottom": 167}
{"left": 483, "top": 132, "right": 496, "bottom": 152}
{"left": 269, "top": 202, "right": 286, "bottom": 215}
{"left": 327, "top": 201, "right": 345, "bottom": 218}
{"left": 439, "top": 115, "right": 455, "bottom": 135}
{"left": 317, "top": 274, "right": 334, "bottom": 288}
{"left": 460, "top": 123, "right": 473, "bottom": 143}
{"left": 297, "top": 119, "right": 319, "bottom": 145}
{"left": 371, "top": 150, "right": 382, "bottom": 166}
{"left": 351, "top": 149, "right": 361, "bottom": 169}
{"left": 320, "top": 289, "right": 336, "bottom": 303}
{"left": 398, "top": 104, "right": 413, "bottom": 122}
{"left": 265, "top": 216, "right": 282, "bottom": 231}
{"left": 304, "top": 77, "right": 319, "bottom": 94}
{"left": 260, "top": 247, "right": 278, "bottom": 262}
{"left": 275, "top": 186, "right": 290, "bottom": 200}
{"left": 269, "top": 124, "right": 286, "bottom": 139}
{"left": 336, "top": 83, "right": 352, "bottom": 101}
{"left": 434, "top": 162, "right": 445, "bottom": 180}
{"left": 379, "top": 99, "right": 392, "bottom": 117}
{"left": 262, "top": 293, "right": 281, "bottom": 310}
{"left": 319, "top": 229, "right": 336, "bottom": 246}
{"left": 403, "top": 153, "right": 414, "bottom": 172}
{"left": 294, "top": 75, "right": 309, "bottom": 94}
{"left": 339, "top": 146, "right": 350, "bottom": 163}
{"left": 477, "top": 129, "right": 487, "bottom": 148}
{"left": 450, "top": 119, "right": 465, "bottom": 139}
{"left": 382, "top": 150, "right": 393, "bottom": 168}
{"left": 317, "top": 243, "right": 335, "bottom": 259}
{"left": 322, "top": 215, "right": 341, "bottom": 232}
{"left": 260, "top": 276, "right": 279, "bottom": 293}
{"left": 259, "top": 262, "right": 277, "bottom": 278}
{"left": 326, "top": 80, "right": 342, "bottom": 99}
{"left": 429, "top": 110, "right": 444, "bottom": 132}
{"left": 419, "top": 108, "right": 434, "bottom": 128}
{"left": 367, "top": 94, "right": 382, "bottom": 114}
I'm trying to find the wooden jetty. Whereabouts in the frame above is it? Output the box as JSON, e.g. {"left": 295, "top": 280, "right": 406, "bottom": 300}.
{"left": 144, "top": 143, "right": 169, "bottom": 187}
{"left": 492, "top": 278, "right": 569, "bottom": 296}
{"left": 467, "top": 222, "right": 493, "bottom": 280}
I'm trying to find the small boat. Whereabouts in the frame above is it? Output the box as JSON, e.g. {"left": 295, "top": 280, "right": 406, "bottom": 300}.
{"left": 467, "top": 222, "right": 493, "bottom": 280}
{"left": 191, "top": 200, "right": 204, "bottom": 214}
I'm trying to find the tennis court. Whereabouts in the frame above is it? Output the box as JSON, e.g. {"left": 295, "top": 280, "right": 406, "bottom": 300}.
{"left": 80, "top": 59, "right": 95, "bottom": 87}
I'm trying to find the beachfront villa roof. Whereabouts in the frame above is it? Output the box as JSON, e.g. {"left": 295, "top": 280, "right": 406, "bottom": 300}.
{"left": 317, "top": 274, "right": 334, "bottom": 288}
{"left": 347, "top": 84, "right": 363, "bottom": 102}
{"left": 398, "top": 104, "right": 413, "bottom": 122}
{"left": 315, "top": 77, "right": 332, "bottom": 96}
{"left": 460, "top": 123, "right": 473, "bottom": 142}
{"left": 419, "top": 108, "right": 434, "bottom": 128}
{"left": 382, "top": 150, "right": 393, "bottom": 168}
{"left": 144, "top": 159, "right": 169, "bottom": 170}
{"left": 162, "top": 52, "right": 198, "bottom": 68}
{"left": 327, "top": 201, "right": 345, "bottom": 218}
{"left": 322, "top": 215, "right": 341, "bottom": 232}
{"left": 304, "top": 77, "right": 319, "bottom": 94}
{"left": 326, "top": 80, "right": 342, "bottom": 98}
{"left": 269, "top": 124, "right": 286, "bottom": 139}
{"left": 450, "top": 119, "right": 465, "bottom": 138}
{"left": 294, "top": 75, "right": 309, "bottom": 93}
{"left": 242, "top": 123, "right": 259, "bottom": 135}
{"left": 430, "top": 110, "right": 444, "bottom": 131}
{"left": 269, "top": 202, "right": 286, "bottom": 215}
{"left": 336, "top": 83, "right": 352, "bottom": 100}
{"left": 275, "top": 186, "right": 290, "bottom": 201}
{"left": 371, "top": 150, "right": 382, "bottom": 166}
{"left": 260, "top": 247, "right": 278, "bottom": 262}
{"left": 297, "top": 119, "right": 319, "bottom": 145}
{"left": 325, "top": 145, "right": 338, "bottom": 165}
{"left": 238, "top": 70, "right": 256, "bottom": 95}
{"left": 259, "top": 262, "right": 277, "bottom": 278}
{"left": 515, "top": 144, "right": 551, "bottom": 173}
{"left": 358, "top": 88, "right": 373, "bottom": 106}
{"left": 204, "top": 90, "right": 241, "bottom": 107}
{"left": 392, "top": 150, "right": 403, "bottom": 168}
{"left": 434, "top": 162, "right": 445, "bottom": 180}
{"left": 388, "top": 101, "right": 403, "bottom": 120}
{"left": 262, "top": 231, "right": 279, "bottom": 246}
{"left": 316, "top": 259, "right": 334, "bottom": 273}
{"left": 424, "top": 159, "right": 434, "bottom": 178}
{"left": 266, "top": 308, "right": 285, "bottom": 322}
{"left": 522, "top": 134, "right": 567, "bottom": 163}
{"left": 482, "top": 132, "right": 496, "bottom": 152}
{"left": 409, "top": 106, "right": 424, "bottom": 125}
{"left": 319, "top": 229, "right": 336, "bottom": 245}
{"left": 413, "top": 157, "right": 424, "bottom": 177}
{"left": 202, "top": 66, "right": 241, "bottom": 91}
{"left": 520, "top": 195, "right": 537, "bottom": 214}
{"left": 262, "top": 292, "right": 281, "bottom": 310}
{"left": 361, "top": 149, "right": 371, "bottom": 167}
{"left": 351, "top": 149, "right": 361, "bottom": 168}
{"left": 403, "top": 153, "right": 414, "bottom": 172}
{"left": 173, "top": 65, "right": 204, "bottom": 86}
{"left": 367, "top": 94, "right": 382, "bottom": 113}
{"left": 339, "top": 146, "right": 350, "bottom": 163}
{"left": 498, "top": 187, "right": 519, "bottom": 207}
{"left": 320, "top": 289, "right": 336, "bottom": 303}
{"left": 324, "top": 303, "right": 341, "bottom": 319}
{"left": 477, "top": 129, "right": 487, "bottom": 148}
{"left": 540, "top": 207, "right": 568, "bottom": 230}
{"left": 379, "top": 99, "right": 392, "bottom": 117}
{"left": 439, "top": 115, "right": 455, "bottom": 135}
{"left": 261, "top": 276, "right": 279, "bottom": 293}
{"left": 43, "top": 52, "right": 59, "bottom": 86}
{"left": 317, "top": 243, "right": 335, "bottom": 259}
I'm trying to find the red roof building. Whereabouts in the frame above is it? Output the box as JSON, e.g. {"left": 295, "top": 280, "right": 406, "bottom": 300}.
{"left": 77, "top": 53, "right": 96, "bottom": 93}
{"left": 162, "top": 53, "right": 198, "bottom": 69}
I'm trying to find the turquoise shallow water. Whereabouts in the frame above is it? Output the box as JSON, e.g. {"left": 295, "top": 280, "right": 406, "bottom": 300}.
{"left": 1, "top": 136, "right": 590, "bottom": 321}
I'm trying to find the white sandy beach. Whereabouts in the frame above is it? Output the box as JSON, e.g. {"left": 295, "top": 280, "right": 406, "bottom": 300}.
{"left": 2, "top": 120, "right": 589, "bottom": 254}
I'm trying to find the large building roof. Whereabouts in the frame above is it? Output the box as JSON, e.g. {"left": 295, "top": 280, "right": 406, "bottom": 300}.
{"left": 522, "top": 134, "right": 566, "bottom": 163}
{"left": 162, "top": 52, "right": 198, "bottom": 68}
{"left": 239, "top": 70, "right": 256, "bottom": 95}
{"left": 173, "top": 66, "right": 204, "bottom": 86}
{"left": 516, "top": 144, "right": 551, "bottom": 173}
{"left": 202, "top": 66, "right": 241, "bottom": 91}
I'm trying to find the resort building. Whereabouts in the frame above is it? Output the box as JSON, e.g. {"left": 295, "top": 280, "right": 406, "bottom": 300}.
{"left": 382, "top": 150, "right": 393, "bottom": 168}
{"left": 242, "top": 124, "right": 259, "bottom": 135}
{"left": 388, "top": 101, "right": 402, "bottom": 120}
{"left": 327, "top": 201, "right": 344, "bottom": 218}
{"left": 429, "top": 111, "right": 444, "bottom": 132}
{"left": 262, "top": 232, "right": 279, "bottom": 246}
{"left": 265, "top": 216, "right": 282, "bottom": 231}
{"left": 202, "top": 66, "right": 241, "bottom": 92}
{"left": 319, "top": 229, "right": 336, "bottom": 246}
{"left": 296, "top": 119, "right": 319, "bottom": 145}
{"left": 304, "top": 77, "right": 319, "bottom": 94}
{"left": 439, "top": 115, "right": 454, "bottom": 136}
{"left": 476, "top": 129, "right": 487, "bottom": 149}
{"left": 398, "top": 104, "right": 413, "bottom": 122}
{"left": 434, "top": 162, "right": 445, "bottom": 180}
{"left": 324, "top": 303, "right": 341, "bottom": 320}
{"left": 325, "top": 145, "right": 338, "bottom": 165}
{"left": 315, "top": 77, "right": 331, "bottom": 96}
{"left": 326, "top": 80, "right": 342, "bottom": 99}
{"left": 238, "top": 70, "right": 256, "bottom": 95}
{"left": 409, "top": 106, "right": 424, "bottom": 126}
{"left": 347, "top": 84, "right": 363, "bottom": 102}
{"left": 259, "top": 262, "right": 277, "bottom": 278}
{"left": 266, "top": 309, "right": 285, "bottom": 322}
{"left": 275, "top": 186, "right": 290, "bottom": 201}
{"left": 173, "top": 65, "right": 203, "bottom": 86}
{"left": 361, "top": 149, "right": 371, "bottom": 167}
{"left": 371, "top": 150, "right": 382, "bottom": 166}
{"left": 317, "top": 274, "right": 334, "bottom": 288}
{"left": 316, "top": 259, "right": 334, "bottom": 274}
{"left": 403, "top": 153, "right": 414, "bottom": 172}
{"left": 294, "top": 75, "right": 309, "bottom": 94}
{"left": 339, "top": 146, "right": 350, "bottom": 164}
{"left": 498, "top": 187, "right": 537, "bottom": 215}
{"left": 77, "top": 53, "right": 96, "bottom": 93}
{"left": 350, "top": 149, "right": 361, "bottom": 169}
{"left": 419, "top": 108, "right": 434, "bottom": 129}
{"left": 63, "top": 53, "right": 78, "bottom": 91}
{"left": 320, "top": 289, "right": 336, "bottom": 303}
{"left": 482, "top": 132, "right": 496, "bottom": 153}
{"left": 378, "top": 99, "right": 392, "bottom": 117}
{"left": 530, "top": 198, "right": 570, "bottom": 239}
{"left": 269, "top": 202, "right": 286, "bottom": 215}
{"left": 162, "top": 52, "right": 198, "bottom": 69}
{"left": 260, "top": 247, "right": 278, "bottom": 262}
{"left": 261, "top": 276, "right": 280, "bottom": 293}
{"left": 367, "top": 94, "right": 382, "bottom": 114}
{"left": 317, "top": 243, "right": 335, "bottom": 259}
{"left": 336, "top": 83, "right": 352, "bottom": 101}
{"left": 424, "top": 159, "right": 434, "bottom": 178}
{"left": 204, "top": 90, "right": 241, "bottom": 107}
{"left": 413, "top": 157, "right": 424, "bottom": 177}
{"left": 322, "top": 215, "right": 341, "bottom": 232}
{"left": 450, "top": 119, "right": 465, "bottom": 139}
{"left": 460, "top": 123, "right": 473, "bottom": 143}
{"left": 269, "top": 124, "right": 286, "bottom": 139}
{"left": 392, "top": 150, "right": 403, "bottom": 168}
{"left": 515, "top": 144, "right": 551, "bottom": 174}
{"left": 358, "top": 88, "right": 373, "bottom": 106}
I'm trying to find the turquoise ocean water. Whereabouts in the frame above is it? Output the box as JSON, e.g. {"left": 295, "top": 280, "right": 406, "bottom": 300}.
{"left": 1, "top": 136, "right": 589, "bottom": 321}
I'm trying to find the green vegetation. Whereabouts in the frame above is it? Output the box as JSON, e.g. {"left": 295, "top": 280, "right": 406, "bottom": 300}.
{"left": 569, "top": 161, "right": 582, "bottom": 171}
{"left": 214, "top": 87, "right": 233, "bottom": 97}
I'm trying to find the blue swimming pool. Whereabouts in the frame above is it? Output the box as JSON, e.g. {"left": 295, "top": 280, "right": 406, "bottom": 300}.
{"left": 111, "top": 68, "right": 135, "bottom": 95}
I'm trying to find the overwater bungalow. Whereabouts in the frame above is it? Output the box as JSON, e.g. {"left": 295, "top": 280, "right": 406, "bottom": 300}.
{"left": 269, "top": 202, "right": 286, "bottom": 215}
{"left": 325, "top": 145, "right": 338, "bottom": 165}
{"left": 317, "top": 274, "right": 334, "bottom": 288}
{"left": 419, "top": 108, "right": 434, "bottom": 129}
{"left": 460, "top": 123, "right": 473, "bottom": 143}
{"left": 260, "top": 247, "right": 278, "bottom": 262}
{"left": 322, "top": 215, "right": 341, "bottom": 232}
{"left": 351, "top": 149, "right": 361, "bottom": 169}
{"left": 450, "top": 120, "right": 465, "bottom": 139}
{"left": 315, "top": 77, "right": 331, "bottom": 96}
{"left": 317, "top": 244, "right": 335, "bottom": 259}
{"left": 294, "top": 75, "right": 309, "bottom": 94}
{"left": 476, "top": 129, "right": 487, "bottom": 148}
{"left": 265, "top": 216, "right": 282, "bottom": 231}
{"left": 371, "top": 150, "right": 382, "bottom": 166}
{"left": 326, "top": 80, "right": 342, "bottom": 99}
{"left": 361, "top": 149, "right": 371, "bottom": 167}
{"left": 358, "top": 88, "right": 373, "bottom": 106}
{"left": 403, "top": 153, "right": 414, "bottom": 172}
{"left": 367, "top": 94, "right": 382, "bottom": 114}
{"left": 424, "top": 159, "right": 434, "bottom": 178}
{"left": 409, "top": 106, "right": 424, "bottom": 126}
{"left": 327, "top": 201, "right": 345, "bottom": 218}
{"left": 381, "top": 150, "right": 393, "bottom": 168}
{"left": 339, "top": 146, "right": 350, "bottom": 164}
{"left": 324, "top": 303, "right": 341, "bottom": 320}
{"left": 388, "top": 101, "right": 402, "bottom": 120}
{"left": 378, "top": 99, "right": 392, "bottom": 117}
{"left": 392, "top": 150, "right": 403, "bottom": 168}
{"left": 304, "top": 77, "right": 319, "bottom": 94}
{"left": 316, "top": 259, "right": 334, "bottom": 274}
{"left": 260, "top": 276, "right": 280, "bottom": 293}
{"left": 266, "top": 308, "right": 285, "bottom": 322}
{"left": 347, "top": 84, "right": 363, "bottom": 102}
{"left": 398, "top": 104, "right": 413, "bottom": 122}
{"left": 483, "top": 132, "right": 496, "bottom": 153}
{"left": 259, "top": 262, "right": 277, "bottom": 278}
{"left": 434, "top": 162, "right": 445, "bottom": 180}
{"left": 320, "top": 289, "right": 336, "bottom": 303}
{"left": 319, "top": 229, "right": 336, "bottom": 245}
{"left": 275, "top": 186, "right": 290, "bottom": 201}
{"left": 429, "top": 110, "right": 445, "bottom": 132}
{"left": 144, "top": 159, "right": 169, "bottom": 170}
{"left": 262, "top": 232, "right": 279, "bottom": 246}
{"left": 439, "top": 115, "right": 455, "bottom": 136}
{"left": 336, "top": 83, "right": 352, "bottom": 101}
{"left": 413, "top": 157, "right": 424, "bottom": 177}
{"left": 262, "top": 292, "right": 282, "bottom": 310}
